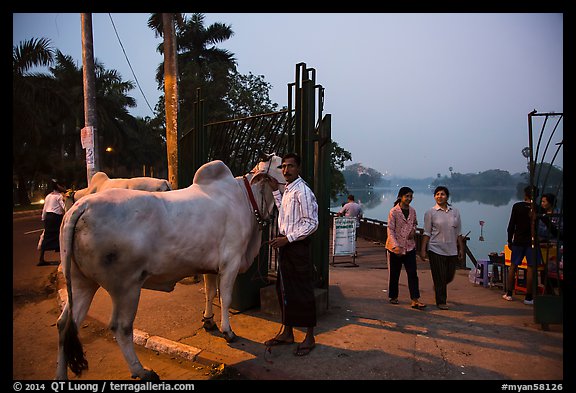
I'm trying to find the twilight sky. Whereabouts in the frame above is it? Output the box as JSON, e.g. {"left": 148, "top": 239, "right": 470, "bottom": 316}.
{"left": 13, "top": 13, "right": 564, "bottom": 179}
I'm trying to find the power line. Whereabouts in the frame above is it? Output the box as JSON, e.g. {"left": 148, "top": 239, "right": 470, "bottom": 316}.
{"left": 107, "top": 13, "right": 155, "bottom": 117}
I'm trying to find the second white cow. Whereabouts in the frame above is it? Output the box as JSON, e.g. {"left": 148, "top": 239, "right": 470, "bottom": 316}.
{"left": 64, "top": 172, "right": 172, "bottom": 211}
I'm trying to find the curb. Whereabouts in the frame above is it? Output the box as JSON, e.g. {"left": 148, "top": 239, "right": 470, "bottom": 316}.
{"left": 13, "top": 209, "right": 42, "bottom": 218}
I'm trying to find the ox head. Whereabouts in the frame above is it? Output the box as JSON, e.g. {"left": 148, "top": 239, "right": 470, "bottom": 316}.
{"left": 249, "top": 153, "right": 285, "bottom": 191}
{"left": 246, "top": 153, "right": 284, "bottom": 225}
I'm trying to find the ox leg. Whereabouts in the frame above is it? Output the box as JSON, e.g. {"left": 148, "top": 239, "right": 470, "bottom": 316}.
{"left": 202, "top": 273, "right": 218, "bottom": 331}
{"left": 56, "top": 279, "right": 99, "bottom": 380}
{"left": 217, "top": 267, "right": 240, "bottom": 343}
{"left": 109, "top": 288, "right": 159, "bottom": 380}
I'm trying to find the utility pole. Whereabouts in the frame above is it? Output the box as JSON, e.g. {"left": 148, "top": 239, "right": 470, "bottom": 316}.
{"left": 81, "top": 13, "right": 100, "bottom": 184}
{"left": 163, "top": 13, "right": 178, "bottom": 190}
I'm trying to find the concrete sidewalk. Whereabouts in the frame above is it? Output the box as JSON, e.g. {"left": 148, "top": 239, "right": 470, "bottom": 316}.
{"left": 56, "top": 236, "right": 564, "bottom": 381}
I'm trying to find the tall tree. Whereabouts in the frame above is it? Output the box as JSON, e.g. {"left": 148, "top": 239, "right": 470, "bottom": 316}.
{"left": 13, "top": 38, "right": 56, "bottom": 205}
{"left": 162, "top": 13, "right": 179, "bottom": 189}
{"left": 225, "top": 71, "right": 278, "bottom": 117}
{"left": 14, "top": 36, "right": 158, "bottom": 201}
{"left": 150, "top": 13, "right": 237, "bottom": 128}
{"left": 330, "top": 141, "right": 352, "bottom": 201}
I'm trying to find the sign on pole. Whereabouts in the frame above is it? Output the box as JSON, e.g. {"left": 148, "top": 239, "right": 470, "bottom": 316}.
{"left": 81, "top": 126, "right": 95, "bottom": 172}
{"left": 80, "top": 126, "right": 94, "bottom": 149}
{"left": 332, "top": 217, "right": 358, "bottom": 266}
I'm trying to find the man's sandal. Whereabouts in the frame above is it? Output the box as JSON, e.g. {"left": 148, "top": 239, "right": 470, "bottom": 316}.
{"left": 294, "top": 343, "right": 315, "bottom": 356}
{"left": 264, "top": 337, "right": 294, "bottom": 347}
{"left": 411, "top": 300, "right": 427, "bottom": 310}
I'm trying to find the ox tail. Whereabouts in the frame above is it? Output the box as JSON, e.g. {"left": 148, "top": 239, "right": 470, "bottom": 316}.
{"left": 60, "top": 204, "right": 89, "bottom": 376}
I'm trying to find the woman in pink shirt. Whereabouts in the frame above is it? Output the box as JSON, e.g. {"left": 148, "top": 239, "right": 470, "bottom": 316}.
{"left": 385, "top": 187, "right": 426, "bottom": 309}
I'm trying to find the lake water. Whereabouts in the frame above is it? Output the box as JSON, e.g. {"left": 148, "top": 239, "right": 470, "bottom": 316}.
{"left": 331, "top": 187, "right": 525, "bottom": 268}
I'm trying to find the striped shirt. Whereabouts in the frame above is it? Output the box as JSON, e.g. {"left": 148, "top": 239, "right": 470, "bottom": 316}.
{"left": 423, "top": 204, "right": 462, "bottom": 256}
{"left": 272, "top": 176, "right": 319, "bottom": 243}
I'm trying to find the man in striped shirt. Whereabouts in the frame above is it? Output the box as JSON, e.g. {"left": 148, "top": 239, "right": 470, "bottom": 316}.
{"left": 264, "top": 152, "right": 319, "bottom": 356}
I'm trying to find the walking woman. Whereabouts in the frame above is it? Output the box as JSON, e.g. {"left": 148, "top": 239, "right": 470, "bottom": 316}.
{"left": 38, "top": 179, "right": 66, "bottom": 266}
{"left": 419, "top": 186, "right": 465, "bottom": 310}
{"left": 385, "top": 187, "right": 426, "bottom": 309}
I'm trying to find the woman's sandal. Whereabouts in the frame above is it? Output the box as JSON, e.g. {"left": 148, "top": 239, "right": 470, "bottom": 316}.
{"left": 411, "top": 300, "right": 427, "bottom": 310}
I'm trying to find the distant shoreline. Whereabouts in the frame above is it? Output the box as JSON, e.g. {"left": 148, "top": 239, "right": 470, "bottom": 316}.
{"left": 348, "top": 185, "right": 518, "bottom": 190}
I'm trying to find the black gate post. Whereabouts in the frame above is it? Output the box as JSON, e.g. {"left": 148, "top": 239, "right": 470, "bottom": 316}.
{"left": 293, "top": 63, "right": 330, "bottom": 305}
{"left": 178, "top": 88, "right": 207, "bottom": 188}
{"left": 315, "top": 113, "right": 331, "bottom": 296}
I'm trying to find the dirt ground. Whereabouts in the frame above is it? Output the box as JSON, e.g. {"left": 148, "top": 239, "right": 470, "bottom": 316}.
{"left": 12, "top": 270, "right": 245, "bottom": 381}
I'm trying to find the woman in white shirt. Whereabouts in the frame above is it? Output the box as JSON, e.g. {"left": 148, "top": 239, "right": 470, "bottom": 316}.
{"left": 38, "top": 180, "right": 66, "bottom": 266}
{"left": 420, "top": 186, "right": 464, "bottom": 310}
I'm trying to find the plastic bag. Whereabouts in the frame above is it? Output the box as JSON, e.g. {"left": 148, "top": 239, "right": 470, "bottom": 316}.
{"left": 468, "top": 267, "right": 479, "bottom": 284}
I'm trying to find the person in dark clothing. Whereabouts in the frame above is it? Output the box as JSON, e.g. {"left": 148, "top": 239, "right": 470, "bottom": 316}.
{"left": 263, "top": 153, "right": 319, "bottom": 356}
{"left": 502, "top": 185, "right": 540, "bottom": 304}
{"left": 38, "top": 179, "right": 66, "bottom": 266}
{"left": 386, "top": 186, "right": 426, "bottom": 309}
{"left": 537, "top": 193, "right": 563, "bottom": 243}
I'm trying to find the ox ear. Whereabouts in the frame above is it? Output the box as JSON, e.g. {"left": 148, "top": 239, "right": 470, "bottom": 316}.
{"left": 250, "top": 172, "right": 267, "bottom": 185}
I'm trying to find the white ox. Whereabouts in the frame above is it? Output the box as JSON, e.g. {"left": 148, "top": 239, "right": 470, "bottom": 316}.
{"left": 55, "top": 154, "right": 284, "bottom": 380}
{"left": 64, "top": 172, "right": 172, "bottom": 211}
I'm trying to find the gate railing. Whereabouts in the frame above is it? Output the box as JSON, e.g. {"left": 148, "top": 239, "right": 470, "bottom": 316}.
{"left": 527, "top": 110, "right": 563, "bottom": 329}
{"left": 179, "top": 63, "right": 332, "bottom": 310}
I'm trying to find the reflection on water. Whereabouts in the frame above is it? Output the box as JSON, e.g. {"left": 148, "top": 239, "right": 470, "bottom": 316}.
{"left": 331, "top": 187, "right": 516, "bottom": 209}
{"left": 331, "top": 187, "right": 521, "bottom": 267}
{"left": 450, "top": 188, "right": 515, "bottom": 206}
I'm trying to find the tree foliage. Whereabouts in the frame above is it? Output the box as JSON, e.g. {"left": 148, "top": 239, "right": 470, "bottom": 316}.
{"left": 225, "top": 71, "right": 278, "bottom": 117}
{"left": 12, "top": 38, "right": 165, "bottom": 206}
{"left": 13, "top": 14, "right": 351, "bottom": 205}
{"left": 342, "top": 163, "right": 384, "bottom": 189}
{"left": 431, "top": 165, "right": 562, "bottom": 193}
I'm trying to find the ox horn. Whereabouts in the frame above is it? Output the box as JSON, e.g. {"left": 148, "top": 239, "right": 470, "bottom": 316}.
{"left": 259, "top": 152, "right": 273, "bottom": 162}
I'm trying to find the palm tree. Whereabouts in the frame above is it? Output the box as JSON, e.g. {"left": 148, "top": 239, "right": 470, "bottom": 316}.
{"left": 13, "top": 38, "right": 57, "bottom": 205}
{"left": 48, "top": 52, "right": 138, "bottom": 184}
{"left": 149, "top": 13, "right": 237, "bottom": 127}
{"left": 14, "top": 36, "right": 157, "bottom": 201}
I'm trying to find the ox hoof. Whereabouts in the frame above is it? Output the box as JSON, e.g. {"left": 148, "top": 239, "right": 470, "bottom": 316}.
{"left": 132, "top": 369, "right": 160, "bottom": 380}
{"left": 223, "top": 331, "right": 237, "bottom": 343}
{"left": 202, "top": 318, "right": 218, "bottom": 331}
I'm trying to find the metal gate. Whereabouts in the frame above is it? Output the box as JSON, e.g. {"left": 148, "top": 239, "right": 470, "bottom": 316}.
{"left": 526, "top": 109, "right": 563, "bottom": 330}
{"left": 179, "top": 63, "right": 332, "bottom": 311}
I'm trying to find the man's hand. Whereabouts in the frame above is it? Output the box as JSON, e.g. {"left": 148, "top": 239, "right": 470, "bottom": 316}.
{"left": 269, "top": 235, "right": 289, "bottom": 248}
